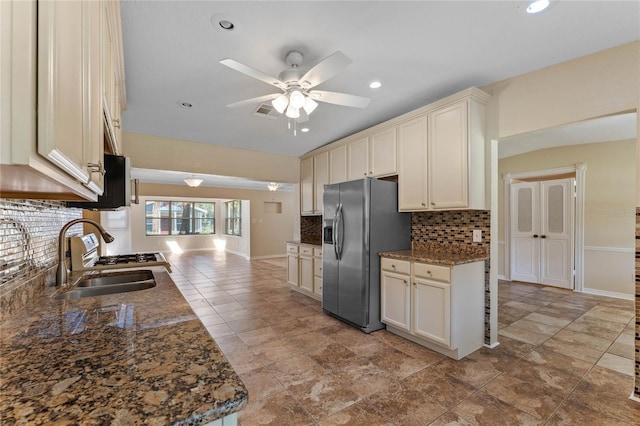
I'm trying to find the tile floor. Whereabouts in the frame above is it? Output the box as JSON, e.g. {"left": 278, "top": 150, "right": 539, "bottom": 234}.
{"left": 165, "top": 251, "right": 639, "bottom": 425}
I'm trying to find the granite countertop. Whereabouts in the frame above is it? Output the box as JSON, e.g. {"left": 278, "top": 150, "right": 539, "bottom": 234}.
{"left": 379, "top": 242, "right": 489, "bottom": 266}
{"left": 286, "top": 240, "right": 322, "bottom": 247}
{"left": 0, "top": 267, "right": 248, "bottom": 425}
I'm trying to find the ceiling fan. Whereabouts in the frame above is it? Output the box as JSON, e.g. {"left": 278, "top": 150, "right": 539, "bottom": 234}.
{"left": 219, "top": 50, "right": 371, "bottom": 128}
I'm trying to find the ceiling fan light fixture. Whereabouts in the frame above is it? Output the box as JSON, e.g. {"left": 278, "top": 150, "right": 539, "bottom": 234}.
{"left": 289, "top": 90, "right": 305, "bottom": 109}
{"left": 272, "top": 94, "right": 288, "bottom": 113}
{"left": 285, "top": 105, "right": 300, "bottom": 119}
{"left": 302, "top": 97, "right": 318, "bottom": 115}
{"left": 184, "top": 177, "right": 203, "bottom": 188}
{"left": 267, "top": 182, "right": 280, "bottom": 191}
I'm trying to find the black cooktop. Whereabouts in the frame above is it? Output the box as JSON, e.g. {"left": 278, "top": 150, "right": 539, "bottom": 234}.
{"left": 94, "top": 253, "right": 160, "bottom": 266}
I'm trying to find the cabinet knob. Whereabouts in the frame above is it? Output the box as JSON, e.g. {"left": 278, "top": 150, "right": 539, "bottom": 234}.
{"left": 430, "top": 202, "right": 435, "bottom": 206}
{"left": 391, "top": 264, "right": 396, "bottom": 269}
{"left": 413, "top": 282, "right": 416, "bottom": 286}
{"left": 421, "top": 203, "right": 426, "bottom": 207}
{"left": 363, "top": 172, "right": 367, "bottom": 176}
{"left": 427, "top": 270, "right": 432, "bottom": 274}
{"left": 403, "top": 279, "right": 407, "bottom": 284}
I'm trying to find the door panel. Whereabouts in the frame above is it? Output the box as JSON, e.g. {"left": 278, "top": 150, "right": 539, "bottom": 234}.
{"left": 540, "top": 179, "right": 574, "bottom": 288}
{"left": 381, "top": 271, "right": 410, "bottom": 331}
{"left": 413, "top": 279, "right": 450, "bottom": 347}
{"left": 510, "top": 182, "right": 540, "bottom": 283}
{"left": 322, "top": 184, "right": 340, "bottom": 314}
{"left": 336, "top": 179, "right": 368, "bottom": 327}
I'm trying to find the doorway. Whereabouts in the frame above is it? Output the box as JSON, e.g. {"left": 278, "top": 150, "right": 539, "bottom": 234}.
{"left": 510, "top": 177, "right": 575, "bottom": 288}
{"left": 503, "top": 164, "right": 586, "bottom": 291}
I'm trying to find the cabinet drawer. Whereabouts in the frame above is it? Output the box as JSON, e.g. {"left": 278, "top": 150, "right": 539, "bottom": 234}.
{"left": 381, "top": 257, "right": 410, "bottom": 275}
{"left": 287, "top": 244, "right": 299, "bottom": 254}
{"left": 313, "top": 247, "right": 323, "bottom": 257}
{"left": 300, "top": 246, "right": 314, "bottom": 256}
{"left": 413, "top": 262, "right": 451, "bottom": 282}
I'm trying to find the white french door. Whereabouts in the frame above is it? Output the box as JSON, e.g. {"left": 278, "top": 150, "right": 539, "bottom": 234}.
{"left": 510, "top": 178, "right": 575, "bottom": 289}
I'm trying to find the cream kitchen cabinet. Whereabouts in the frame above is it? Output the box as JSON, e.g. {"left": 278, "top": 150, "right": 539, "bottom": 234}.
{"left": 286, "top": 243, "right": 322, "bottom": 301}
{"left": 347, "top": 127, "right": 397, "bottom": 180}
{"left": 380, "top": 258, "right": 411, "bottom": 331}
{"left": 380, "top": 256, "right": 485, "bottom": 360}
{"left": 397, "top": 115, "right": 429, "bottom": 210}
{"left": 398, "top": 90, "right": 488, "bottom": 211}
{"left": 313, "top": 152, "right": 329, "bottom": 216}
{"left": 299, "top": 246, "right": 314, "bottom": 293}
{"left": 329, "top": 145, "right": 347, "bottom": 184}
{"left": 300, "top": 157, "right": 314, "bottom": 215}
{"left": 287, "top": 244, "right": 299, "bottom": 286}
{"left": 313, "top": 247, "right": 323, "bottom": 297}
{"left": 1, "top": 0, "right": 126, "bottom": 201}
{"left": 301, "top": 152, "right": 328, "bottom": 216}
{"left": 102, "top": 0, "right": 126, "bottom": 154}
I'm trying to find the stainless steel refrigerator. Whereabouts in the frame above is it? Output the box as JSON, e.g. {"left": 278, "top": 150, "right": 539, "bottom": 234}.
{"left": 322, "top": 178, "right": 411, "bottom": 333}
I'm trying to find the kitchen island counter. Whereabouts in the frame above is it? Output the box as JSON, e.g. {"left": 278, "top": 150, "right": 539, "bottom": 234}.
{"left": 0, "top": 268, "right": 248, "bottom": 425}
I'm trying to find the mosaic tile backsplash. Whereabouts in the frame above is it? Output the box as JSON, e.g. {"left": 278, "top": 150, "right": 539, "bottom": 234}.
{"left": 0, "top": 199, "right": 82, "bottom": 315}
{"left": 300, "top": 215, "right": 322, "bottom": 245}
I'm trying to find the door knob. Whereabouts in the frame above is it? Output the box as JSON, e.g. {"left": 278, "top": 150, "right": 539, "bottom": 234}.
{"left": 541, "top": 235, "right": 547, "bottom": 239}
{"left": 533, "top": 234, "right": 539, "bottom": 238}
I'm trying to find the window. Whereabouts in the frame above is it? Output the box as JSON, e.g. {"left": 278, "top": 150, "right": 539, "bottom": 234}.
{"left": 145, "top": 201, "right": 215, "bottom": 236}
{"left": 225, "top": 200, "right": 242, "bottom": 236}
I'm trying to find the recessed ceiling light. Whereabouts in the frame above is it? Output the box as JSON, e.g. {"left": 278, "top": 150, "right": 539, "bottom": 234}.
{"left": 301, "top": 127, "right": 310, "bottom": 133}
{"left": 211, "top": 14, "right": 241, "bottom": 33}
{"left": 219, "top": 20, "right": 235, "bottom": 30}
{"left": 369, "top": 81, "right": 382, "bottom": 89}
{"left": 177, "top": 101, "right": 193, "bottom": 109}
{"left": 526, "top": 0, "right": 550, "bottom": 14}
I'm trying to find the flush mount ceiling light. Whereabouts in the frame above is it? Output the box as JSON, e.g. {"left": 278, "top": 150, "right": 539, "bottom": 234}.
{"left": 267, "top": 182, "right": 281, "bottom": 191}
{"left": 184, "top": 177, "right": 203, "bottom": 188}
{"left": 369, "top": 81, "right": 382, "bottom": 89}
{"left": 527, "top": 0, "right": 550, "bottom": 13}
{"left": 518, "top": 0, "right": 555, "bottom": 15}
{"left": 300, "top": 127, "right": 310, "bottom": 133}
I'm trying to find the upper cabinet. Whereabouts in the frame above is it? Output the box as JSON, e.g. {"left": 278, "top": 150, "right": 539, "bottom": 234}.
{"left": 329, "top": 145, "right": 347, "bottom": 184}
{"left": 347, "top": 127, "right": 397, "bottom": 180}
{"left": 398, "top": 89, "right": 489, "bottom": 211}
{"left": 300, "top": 156, "right": 314, "bottom": 215}
{"left": 313, "top": 151, "right": 329, "bottom": 216}
{"left": 300, "top": 152, "right": 328, "bottom": 216}
{"left": 0, "top": 0, "right": 126, "bottom": 200}
{"left": 102, "top": 0, "right": 126, "bottom": 154}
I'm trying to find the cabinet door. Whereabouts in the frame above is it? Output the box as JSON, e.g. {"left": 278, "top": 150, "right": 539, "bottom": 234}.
{"left": 381, "top": 271, "right": 411, "bottom": 332}
{"left": 369, "top": 127, "right": 397, "bottom": 177}
{"left": 287, "top": 255, "right": 299, "bottom": 286}
{"left": 37, "top": 0, "right": 102, "bottom": 193}
{"left": 300, "top": 256, "right": 313, "bottom": 292}
{"left": 300, "top": 156, "right": 314, "bottom": 215}
{"left": 329, "top": 145, "right": 347, "bottom": 184}
{"left": 398, "top": 116, "right": 428, "bottom": 211}
{"left": 347, "top": 137, "right": 369, "bottom": 180}
{"left": 413, "top": 278, "right": 451, "bottom": 347}
{"left": 429, "top": 100, "right": 468, "bottom": 209}
{"left": 314, "top": 152, "right": 329, "bottom": 215}
{"left": 313, "top": 256, "right": 323, "bottom": 296}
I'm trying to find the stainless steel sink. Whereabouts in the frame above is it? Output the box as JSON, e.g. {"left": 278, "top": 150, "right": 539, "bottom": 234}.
{"left": 55, "top": 270, "right": 156, "bottom": 299}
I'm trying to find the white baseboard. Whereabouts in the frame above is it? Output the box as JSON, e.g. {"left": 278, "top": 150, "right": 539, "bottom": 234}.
{"left": 484, "top": 341, "right": 500, "bottom": 349}
{"left": 225, "top": 249, "right": 250, "bottom": 259}
{"left": 581, "top": 287, "right": 634, "bottom": 301}
{"left": 497, "top": 274, "right": 507, "bottom": 280}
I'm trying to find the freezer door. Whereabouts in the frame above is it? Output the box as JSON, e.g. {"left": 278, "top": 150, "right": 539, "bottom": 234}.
{"left": 336, "top": 179, "right": 369, "bottom": 327}
{"left": 322, "top": 183, "right": 340, "bottom": 315}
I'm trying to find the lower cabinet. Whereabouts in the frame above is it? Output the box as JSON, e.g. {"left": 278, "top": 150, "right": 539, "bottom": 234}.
{"left": 380, "top": 256, "right": 484, "bottom": 360}
{"left": 287, "top": 243, "right": 322, "bottom": 301}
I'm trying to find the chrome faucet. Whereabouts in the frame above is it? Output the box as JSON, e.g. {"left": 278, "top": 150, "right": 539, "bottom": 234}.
{"left": 56, "top": 219, "right": 115, "bottom": 287}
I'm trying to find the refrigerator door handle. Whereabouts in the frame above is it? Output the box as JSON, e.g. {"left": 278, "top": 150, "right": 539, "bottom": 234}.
{"left": 336, "top": 203, "right": 344, "bottom": 260}
{"left": 331, "top": 204, "right": 340, "bottom": 260}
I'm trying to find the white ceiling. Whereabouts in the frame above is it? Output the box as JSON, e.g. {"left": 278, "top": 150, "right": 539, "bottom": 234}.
{"left": 120, "top": 0, "right": 639, "bottom": 188}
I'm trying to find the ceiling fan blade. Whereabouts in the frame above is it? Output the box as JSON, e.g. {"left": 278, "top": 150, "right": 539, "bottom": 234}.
{"left": 226, "top": 93, "right": 281, "bottom": 108}
{"left": 220, "top": 59, "right": 287, "bottom": 90}
{"left": 308, "top": 90, "right": 371, "bottom": 108}
{"left": 300, "top": 51, "right": 352, "bottom": 89}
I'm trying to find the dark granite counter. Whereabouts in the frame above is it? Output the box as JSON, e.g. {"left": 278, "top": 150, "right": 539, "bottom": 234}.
{"left": 379, "top": 242, "right": 489, "bottom": 266}
{"left": 0, "top": 267, "right": 248, "bottom": 425}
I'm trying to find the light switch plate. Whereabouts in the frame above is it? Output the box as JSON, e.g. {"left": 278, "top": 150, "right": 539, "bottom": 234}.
{"left": 473, "top": 229, "right": 482, "bottom": 242}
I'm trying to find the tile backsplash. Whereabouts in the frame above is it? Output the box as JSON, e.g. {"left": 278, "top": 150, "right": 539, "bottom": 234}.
{"left": 300, "top": 215, "right": 322, "bottom": 245}
{"left": 0, "top": 199, "right": 81, "bottom": 316}
{"left": 412, "top": 210, "right": 490, "bottom": 250}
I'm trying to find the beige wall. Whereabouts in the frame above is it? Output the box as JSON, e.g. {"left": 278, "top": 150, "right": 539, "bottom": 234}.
{"left": 498, "top": 139, "right": 636, "bottom": 295}
{"left": 483, "top": 41, "right": 639, "bottom": 140}
{"left": 130, "top": 182, "right": 295, "bottom": 258}
{"left": 122, "top": 131, "right": 301, "bottom": 183}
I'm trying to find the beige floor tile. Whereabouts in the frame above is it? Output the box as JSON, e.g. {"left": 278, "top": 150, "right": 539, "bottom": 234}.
{"left": 452, "top": 391, "right": 539, "bottom": 426}
{"left": 596, "top": 352, "right": 634, "bottom": 376}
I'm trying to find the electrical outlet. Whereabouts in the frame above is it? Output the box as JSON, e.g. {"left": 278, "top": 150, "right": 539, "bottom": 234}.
{"left": 472, "top": 229, "right": 482, "bottom": 242}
